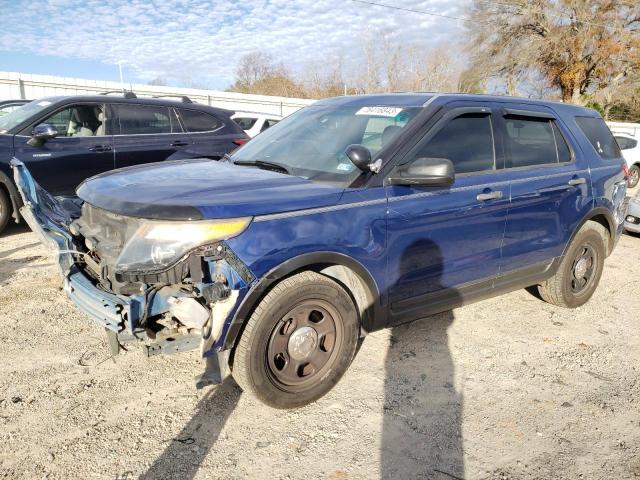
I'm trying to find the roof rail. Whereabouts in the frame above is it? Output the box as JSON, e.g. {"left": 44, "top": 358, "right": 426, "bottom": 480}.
{"left": 152, "top": 94, "right": 193, "bottom": 104}
{"left": 99, "top": 90, "right": 137, "bottom": 99}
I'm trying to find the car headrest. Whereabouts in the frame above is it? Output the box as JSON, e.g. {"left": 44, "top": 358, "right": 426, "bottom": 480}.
{"left": 382, "top": 125, "right": 402, "bottom": 146}
{"left": 72, "top": 106, "right": 98, "bottom": 124}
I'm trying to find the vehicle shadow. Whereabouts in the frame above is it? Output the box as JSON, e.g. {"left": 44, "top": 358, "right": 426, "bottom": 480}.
{"left": 140, "top": 380, "right": 242, "bottom": 480}
{"left": 379, "top": 238, "right": 464, "bottom": 479}
{"left": 0, "top": 222, "right": 30, "bottom": 238}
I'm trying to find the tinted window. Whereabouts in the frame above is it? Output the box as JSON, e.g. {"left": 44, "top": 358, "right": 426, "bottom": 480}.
{"left": 234, "top": 117, "right": 258, "bottom": 130}
{"left": 575, "top": 117, "right": 621, "bottom": 159}
{"left": 261, "top": 119, "right": 279, "bottom": 132}
{"left": 115, "top": 105, "right": 176, "bottom": 135}
{"left": 553, "top": 123, "right": 572, "bottom": 163}
{"left": 504, "top": 117, "right": 561, "bottom": 167}
{"left": 412, "top": 113, "right": 495, "bottom": 174}
{"left": 0, "top": 104, "right": 21, "bottom": 117}
{"left": 39, "top": 104, "right": 105, "bottom": 137}
{"left": 615, "top": 136, "right": 638, "bottom": 150}
{"left": 180, "top": 109, "right": 223, "bottom": 132}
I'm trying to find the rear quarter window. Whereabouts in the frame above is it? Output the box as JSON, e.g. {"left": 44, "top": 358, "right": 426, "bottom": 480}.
{"left": 575, "top": 117, "right": 621, "bottom": 159}
{"left": 233, "top": 117, "right": 258, "bottom": 130}
{"left": 179, "top": 109, "right": 224, "bottom": 132}
{"left": 615, "top": 136, "right": 638, "bottom": 150}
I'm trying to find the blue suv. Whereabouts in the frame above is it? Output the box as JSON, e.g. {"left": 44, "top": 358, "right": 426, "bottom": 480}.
{"left": 13, "top": 93, "right": 628, "bottom": 408}
{"left": 0, "top": 93, "right": 248, "bottom": 233}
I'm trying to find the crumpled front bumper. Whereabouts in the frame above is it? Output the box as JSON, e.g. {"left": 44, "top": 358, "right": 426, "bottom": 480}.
{"left": 11, "top": 159, "right": 144, "bottom": 334}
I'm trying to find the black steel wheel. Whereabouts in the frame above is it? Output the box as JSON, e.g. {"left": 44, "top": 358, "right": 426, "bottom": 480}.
{"left": 537, "top": 222, "right": 606, "bottom": 308}
{"left": 232, "top": 271, "right": 359, "bottom": 408}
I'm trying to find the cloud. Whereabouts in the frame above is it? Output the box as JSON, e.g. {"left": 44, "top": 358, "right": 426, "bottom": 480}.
{"left": 0, "top": 0, "right": 466, "bottom": 87}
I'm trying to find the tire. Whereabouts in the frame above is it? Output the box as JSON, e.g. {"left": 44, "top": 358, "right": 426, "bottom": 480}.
{"left": 537, "top": 222, "right": 607, "bottom": 308}
{"left": 232, "top": 271, "right": 360, "bottom": 409}
{"left": 629, "top": 165, "right": 640, "bottom": 189}
{"left": 0, "top": 189, "right": 11, "bottom": 235}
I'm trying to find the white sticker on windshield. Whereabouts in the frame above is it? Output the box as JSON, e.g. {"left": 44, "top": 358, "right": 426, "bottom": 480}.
{"left": 356, "top": 106, "right": 404, "bottom": 117}
{"left": 37, "top": 101, "right": 52, "bottom": 107}
{"left": 336, "top": 163, "right": 354, "bottom": 172}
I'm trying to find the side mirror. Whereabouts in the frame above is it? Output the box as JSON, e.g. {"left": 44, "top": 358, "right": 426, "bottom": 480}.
{"left": 28, "top": 123, "right": 59, "bottom": 147}
{"left": 387, "top": 157, "right": 455, "bottom": 187}
{"left": 345, "top": 144, "right": 374, "bottom": 172}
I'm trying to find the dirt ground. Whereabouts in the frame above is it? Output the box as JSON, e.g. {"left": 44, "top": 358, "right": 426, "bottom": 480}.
{"left": 0, "top": 213, "right": 639, "bottom": 479}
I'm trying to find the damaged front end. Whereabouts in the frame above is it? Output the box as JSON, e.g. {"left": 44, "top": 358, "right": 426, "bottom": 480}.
{"left": 11, "top": 159, "right": 253, "bottom": 387}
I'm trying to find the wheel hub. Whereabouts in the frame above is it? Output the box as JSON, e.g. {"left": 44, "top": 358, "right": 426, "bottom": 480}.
{"left": 287, "top": 326, "right": 318, "bottom": 361}
{"left": 574, "top": 257, "right": 588, "bottom": 279}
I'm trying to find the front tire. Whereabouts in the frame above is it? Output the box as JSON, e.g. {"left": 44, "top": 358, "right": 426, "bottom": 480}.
{"left": 629, "top": 165, "right": 640, "bottom": 188}
{"left": 0, "top": 189, "right": 11, "bottom": 234}
{"left": 537, "top": 222, "right": 607, "bottom": 308}
{"left": 232, "top": 271, "right": 360, "bottom": 409}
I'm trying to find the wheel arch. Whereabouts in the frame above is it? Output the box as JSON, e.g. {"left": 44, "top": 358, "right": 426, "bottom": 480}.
{"left": 222, "top": 252, "right": 382, "bottom": 351}
{"left": 0, "top": 169, "right": 21, "bottom": 223}
{"left": 565, "top": 208, "right": 616, "bottom": 257}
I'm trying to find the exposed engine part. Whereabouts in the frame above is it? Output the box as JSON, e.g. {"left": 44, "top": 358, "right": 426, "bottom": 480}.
{"left": 202, "top": 282, "right": 230, "bottom": 304}
{"left": 168, "top": 296, "right": 210, "bottom": 329}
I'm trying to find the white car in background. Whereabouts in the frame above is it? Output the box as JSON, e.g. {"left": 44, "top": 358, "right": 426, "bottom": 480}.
{"left": 608, "top": 121, "right": 640, "bottom": 188}
{"left": 613, "top": 133, "right": 640, "bottom": 188}
{"left": 232, "top": 112, "right": 281, "bottom": 138}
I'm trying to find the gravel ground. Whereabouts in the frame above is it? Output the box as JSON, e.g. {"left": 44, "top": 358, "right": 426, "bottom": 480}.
{"left": 0, "top": 214, "right": 639, "bottom": 479}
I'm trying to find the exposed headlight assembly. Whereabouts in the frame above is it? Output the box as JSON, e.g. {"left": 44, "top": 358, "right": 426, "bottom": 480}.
{"left": 115, "top": 218, "right": 252, "bottom": 272}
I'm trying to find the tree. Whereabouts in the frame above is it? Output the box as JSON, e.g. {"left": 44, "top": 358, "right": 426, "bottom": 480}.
{"left": 228, "top": 52, "right": 306, "bottom": 98}
{"left": 468, "top": 0, "right": 640, "bottom": 106}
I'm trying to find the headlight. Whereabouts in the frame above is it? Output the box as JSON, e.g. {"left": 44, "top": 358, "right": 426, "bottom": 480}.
{"left": 115, "top": 217, "right": 252, "bottom": 272}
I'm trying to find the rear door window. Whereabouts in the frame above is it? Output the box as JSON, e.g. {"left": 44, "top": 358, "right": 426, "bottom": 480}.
{"left": 179, "top": 109, "right": 224, "bottom": 132}
{"left": 114, "top": 105, "right": 178, "bottom": 135}
{"left": 503, "top": 116, "right": 570, "bottom": 168}
{"left": 575, "top": 117, "right": 621, "bottom": 159}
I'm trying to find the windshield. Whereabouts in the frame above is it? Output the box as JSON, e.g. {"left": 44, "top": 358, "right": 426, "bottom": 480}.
{"left": 230, "top": 103, "right": 421, "bottom": 184}
{"left": 0, "top": 99, "right": 54, "bottom": 134}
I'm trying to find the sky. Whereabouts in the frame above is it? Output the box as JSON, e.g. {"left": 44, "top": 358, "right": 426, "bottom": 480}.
{"left": 0, "top": 0, "right": 466, "bottom": 90}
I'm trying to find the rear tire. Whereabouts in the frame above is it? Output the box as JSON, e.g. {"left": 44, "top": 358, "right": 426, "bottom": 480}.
{"left": 537, "top": 222, "right": 607, "bottom": 308}
{"left": 0, "top": 189, "right": 11, "bottom": 234}
{"left": 232, "top": 271, "right": 359, "bottom": 409}
{"left": 628, "top": 165, "right": 640, "bottom": 188}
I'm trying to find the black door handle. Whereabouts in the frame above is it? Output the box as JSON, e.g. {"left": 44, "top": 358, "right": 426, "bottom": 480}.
{"left": 477, "top": 190, "right": 503, "bottom": 201}
{"left": 568, "top": 178, "right": 586, "bottom": 186}
{"left": 88, "top": 145, "right": 112, "bottom": 152}
{"left": 171, "top": 140, "right": 189, "bottom": 147}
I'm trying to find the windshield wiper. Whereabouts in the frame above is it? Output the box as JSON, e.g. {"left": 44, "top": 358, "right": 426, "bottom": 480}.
{"left": 233, "top": 159, "right": 290, "bottom": 175}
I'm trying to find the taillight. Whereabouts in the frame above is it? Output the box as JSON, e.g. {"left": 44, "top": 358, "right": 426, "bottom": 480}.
{"left": 622, "top": 163, "right": 630, "bottom": 178}
{"left": 233, "top": 138, "right": 248, "bottom": 146}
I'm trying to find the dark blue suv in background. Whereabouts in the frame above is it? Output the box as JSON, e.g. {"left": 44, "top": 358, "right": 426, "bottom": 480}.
{"left": 0, "top": 93, "right": 248, "bottom": 233}
{"left": 13, "top": 93, "right": 628, "bottom": 408}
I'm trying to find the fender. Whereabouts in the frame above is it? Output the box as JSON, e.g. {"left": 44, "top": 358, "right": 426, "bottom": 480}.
{"left": 221, "top": 251, "right": 382, "bottom": 350}
{"left": 0, "top": 169, "right": 21, "bottom": 222}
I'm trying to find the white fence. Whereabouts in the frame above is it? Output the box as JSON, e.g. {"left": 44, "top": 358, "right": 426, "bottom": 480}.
{"left": 0, "top": 71, "right": 315, "bottom": 117}
{"left": 608, "top": 121, "right": 640, "bottom": 138}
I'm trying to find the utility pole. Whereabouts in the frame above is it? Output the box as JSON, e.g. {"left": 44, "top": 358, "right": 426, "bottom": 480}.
{"left": 118, "top": 62, "right": 125, "bottom": 92}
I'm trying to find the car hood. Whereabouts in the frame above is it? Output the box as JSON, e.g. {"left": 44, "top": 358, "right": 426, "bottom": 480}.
{"left": 76, "top": 159, "right": 345, "bottom": 220}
